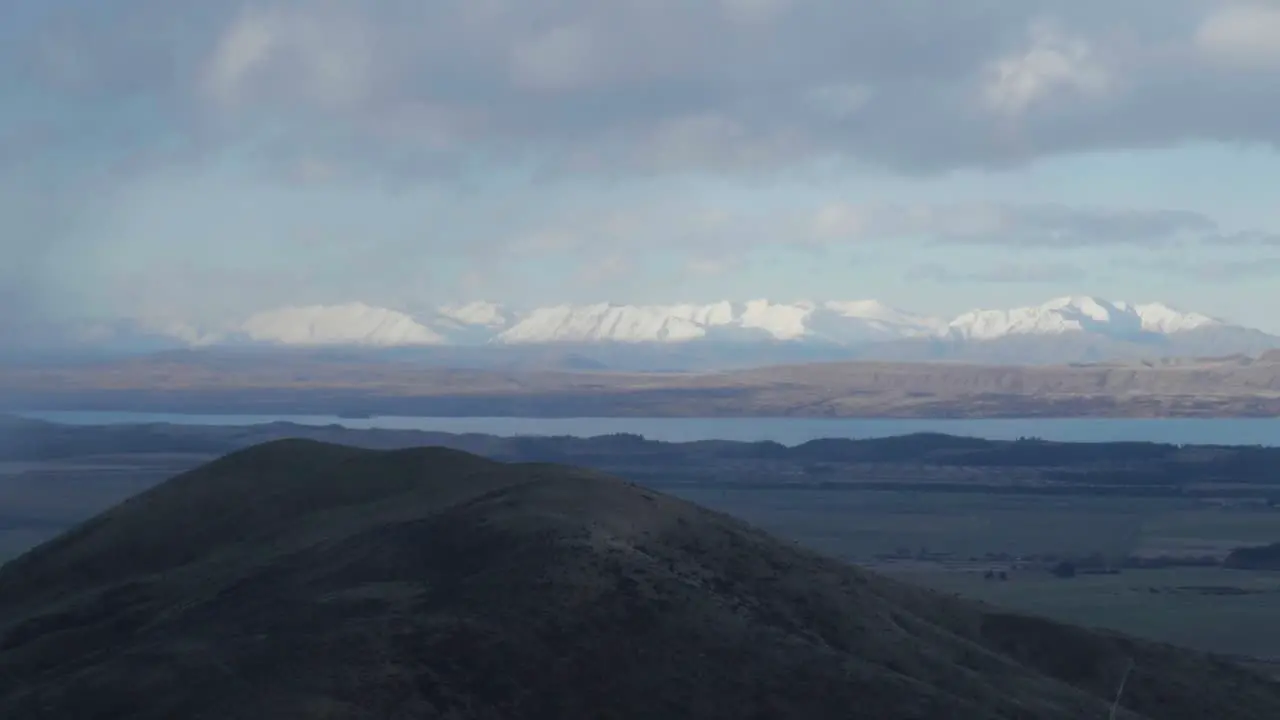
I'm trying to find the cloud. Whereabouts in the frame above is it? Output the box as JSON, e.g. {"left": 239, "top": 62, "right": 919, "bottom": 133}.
{"left": 810, "top": 203, "right": 868, "bottom": 240}
{"left": 907, "top": 262, "right": 1088, "bottom": 284}
{"left": 1147, "top": 256, "right": 1280, "bottom": 283}
{"left": 805, "top": 83, "right": 874, "bottom": 119}
{"left": 982, "top": 20, "right": 1110, "bottom": 116}
{"left": 804, "top": 203, "right": 1219, "bottom": 247}
{"left": 1204, "top": 258, "right": 1280, "bottom": 280}
{"left": 683, "top": 254, "right": 748, "bottom": 278}
{"left": 429, "top": 198, "right": 1227, "bottom": 268}
{"left": 1196, "top": 2, "right": 1280, "bottom": 70}
{"left": 6, "top": 0, "right": 1278, "bottom": 183}
{"left": 509, "top": 23, "right": 602, "bottom": 92}
{"left": 720, "top": 0, "right": 794, "bottom": 25}
{"left": 201, "top": 7, "right": 279, "bottom": 108}
{"left": 573, "top": 255, "right": 633, "bottom": 286}
{"left": 1211, "top": 230, "right": 1280, "bottom": 246}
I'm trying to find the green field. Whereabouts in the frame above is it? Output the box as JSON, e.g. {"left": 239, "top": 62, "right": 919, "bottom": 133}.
{"left": 891, "top": 566, "right": 1280, "bottom": 659}
{"left": 668, "top": 487, "right": 1280, "bottom": 659}
{"left": 671, "top": 488, "right": 1280, "bottom": 560}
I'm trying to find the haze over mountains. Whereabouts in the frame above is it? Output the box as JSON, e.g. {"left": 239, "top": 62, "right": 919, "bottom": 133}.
{"left": 52, "top": 296, "right": 1280, "bottom": 369}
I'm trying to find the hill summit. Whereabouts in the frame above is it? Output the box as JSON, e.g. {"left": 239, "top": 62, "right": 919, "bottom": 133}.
{"left": 2, "top": 440, "right": 1278, "bottom": 719}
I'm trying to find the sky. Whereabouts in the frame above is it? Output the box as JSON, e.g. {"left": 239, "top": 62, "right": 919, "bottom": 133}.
{"left": 5, "top": 0, "right": 1280, "bottom": 339}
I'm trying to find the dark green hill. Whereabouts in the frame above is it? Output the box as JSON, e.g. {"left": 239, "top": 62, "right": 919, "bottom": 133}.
{"left": 1, "top": 440, "right": 1277, "bottom": 719}
{"left": 1225, "top": 542, "right": 1280, "bottom": 570}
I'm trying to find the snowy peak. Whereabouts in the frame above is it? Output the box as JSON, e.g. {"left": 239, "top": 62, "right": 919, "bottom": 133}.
{"left": 735, "top": 299, "right": 811, "bottom": 340}
{"left": 437, "top": 301, "right": 510, "bottom": 329}
{"left": 946, "top": 296, "right": 1222, "bottom": 341}
{"left": 1131, "top": 302, "right": 1218, "bottom": 333}
{"left": 499, "top": 302, "right": 739, "bottom": 344}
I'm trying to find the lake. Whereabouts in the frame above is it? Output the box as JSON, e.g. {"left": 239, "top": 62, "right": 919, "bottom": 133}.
{"left": 17, "top": 411, "right": 1280, "bottom": 446}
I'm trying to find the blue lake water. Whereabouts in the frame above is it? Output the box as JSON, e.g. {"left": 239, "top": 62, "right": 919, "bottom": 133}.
{"left": 17, "top": 411, "right": 1280, "bottom": 447}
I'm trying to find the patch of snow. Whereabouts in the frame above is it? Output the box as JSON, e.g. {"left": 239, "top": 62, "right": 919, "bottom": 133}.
{"left": 736, "top": 299, "right": 812, "bottom": 340}
{"left": 820, "top": 300, "right": 948, "bottom": 340}
{"left": 498, "top": 303, "right": 724, "bottom": 344}
{"left": 437, "top": 301, "right": 510, "bottom": 328}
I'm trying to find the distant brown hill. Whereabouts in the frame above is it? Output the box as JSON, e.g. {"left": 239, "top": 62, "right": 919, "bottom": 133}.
{"left": 1, "top": 440, "right": 1278, "bottom": 718}
{"left": 3, "top": 351, "right": 1280, "bottom": 417}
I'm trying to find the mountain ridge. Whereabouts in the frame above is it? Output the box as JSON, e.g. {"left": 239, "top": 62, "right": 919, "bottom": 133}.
{"left": 45, "top": 296, "right": 1280, "bottom": 367}
{"left": 74, "top": 295, "right": 1254, "bottom": 346}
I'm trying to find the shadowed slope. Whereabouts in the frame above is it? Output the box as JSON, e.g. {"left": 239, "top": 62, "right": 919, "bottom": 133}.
{"left": 1, "top": 441, "right": 1277, "bottom": 719}
{"left": 0, "top": 440, "right": 501, "bottom": 605}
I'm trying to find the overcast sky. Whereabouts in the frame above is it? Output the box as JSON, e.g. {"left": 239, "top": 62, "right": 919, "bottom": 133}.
{"left": 5, "top": 0, "right": 1280, "bottom": 334}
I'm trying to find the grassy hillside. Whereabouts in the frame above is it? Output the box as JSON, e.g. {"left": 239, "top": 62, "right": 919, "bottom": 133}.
{"left": 1, "top": 440, "right": 1278, "bottom": 718}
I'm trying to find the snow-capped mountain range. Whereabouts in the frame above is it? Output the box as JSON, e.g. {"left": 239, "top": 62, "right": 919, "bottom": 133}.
{"left": 63, "top": 296, "right": 1280, "bottom": 369}
{"left": 177, "top": 296, "right": 1223, "bottom": 346}
{"left": 215, "top": 294, "right": 1223, "bottom": 345}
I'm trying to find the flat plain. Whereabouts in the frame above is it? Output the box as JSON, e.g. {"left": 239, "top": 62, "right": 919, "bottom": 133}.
{"left": 5, "top": 350, "right": 1280, "bottom": 417}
